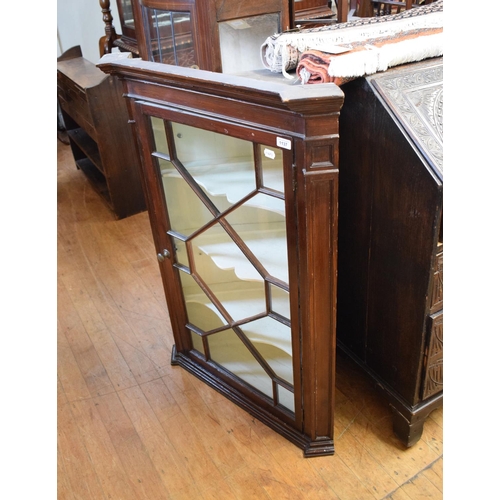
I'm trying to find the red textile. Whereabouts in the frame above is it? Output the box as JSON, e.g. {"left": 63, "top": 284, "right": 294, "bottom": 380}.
{"left": 296, "top": 27, "right": 442, "bottom": 86}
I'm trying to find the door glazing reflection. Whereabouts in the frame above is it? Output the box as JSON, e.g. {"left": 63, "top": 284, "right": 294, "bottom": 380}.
{"left": 144, "top": 8, "right": 197, "bottom": 67}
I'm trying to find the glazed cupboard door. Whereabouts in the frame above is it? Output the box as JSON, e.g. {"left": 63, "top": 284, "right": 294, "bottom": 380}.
{"left": 135, "top": 103, "right": 302, "bottom": 426}
{"left": 140, "top": 5, "right": 199, "bottom": 68}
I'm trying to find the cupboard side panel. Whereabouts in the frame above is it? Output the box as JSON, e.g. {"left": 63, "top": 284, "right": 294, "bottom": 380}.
{"left": 89, "top": 75, "right": 146, "bottom": 218}
{"left": 336, "top": 78, "right": 376, "bottom": 360}
{"left": 297, "top": 167, "right": 338, "bottom": 453}
{"left": 365, "top": 91, "right": 440, "bottom": 405}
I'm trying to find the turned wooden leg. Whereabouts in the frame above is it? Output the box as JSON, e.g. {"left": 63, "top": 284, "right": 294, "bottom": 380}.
{"left": 99, "top": 0, "right": 118, "bottom": 57}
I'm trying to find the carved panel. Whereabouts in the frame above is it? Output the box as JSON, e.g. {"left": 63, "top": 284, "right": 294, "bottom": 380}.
{"left": 369, "top": 57, "right": 443, "bottom": 178}
{"left": 422, "top": 311, "right": 443, "bottom": 399}
{"left": 430, "top": 250, "right": 443, "bottom": 313}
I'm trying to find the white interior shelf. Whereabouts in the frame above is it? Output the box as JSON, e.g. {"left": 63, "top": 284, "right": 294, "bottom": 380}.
{"left": 184, "top": 282, "right": 290, "bottom": 350}
{"left": 187, "top": 286, "right": 295, "bottom": 411}
{"left": 163, "top": 159, "right": 285, "bottom": 214}
{"left": 194, "top": 223, "right": 288, "bottom": 283}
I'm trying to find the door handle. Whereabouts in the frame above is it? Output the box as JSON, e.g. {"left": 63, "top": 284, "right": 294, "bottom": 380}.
{"left": 157, "top": 249, "right": 171, "bottom": 262}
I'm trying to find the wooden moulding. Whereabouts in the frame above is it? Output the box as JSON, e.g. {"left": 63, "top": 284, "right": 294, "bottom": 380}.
{"left": 97, "top": 58, "right": 344, "bottom": 115}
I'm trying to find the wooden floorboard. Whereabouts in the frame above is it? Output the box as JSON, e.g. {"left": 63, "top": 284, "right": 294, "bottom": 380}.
{"left": 57, "top": 138, "right": 443, "bottom": 499}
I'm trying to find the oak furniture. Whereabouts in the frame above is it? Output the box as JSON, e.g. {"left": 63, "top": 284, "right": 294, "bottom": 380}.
{"left": 292, "top": 1, "right": 355, "bottom": 24}
{"left": 57, "top": 50, "right": 146, "bottom": 219}
{"left": 58, "top": 45, "right": 83, "bottom": 62}
{"left": 57, "top": 46, "right": 84, "bottom": 143}
{"left": 293, "top": 0, "right": 335, "bottom": 22}
{"left": 102, "top": 0, "right": 293, "bottom": 74}
{"left": 336, "top": 57, "right": 443, "bottom": 446}
{"left": 111, "top": 0, "right": 140, "bottom": 55}
{"left": 97, "top": 56, "right": 344, "bottom": 457}
{"left": 99, "top": 0, "right": 123, "bottom": 57}
{"left": 357, "top": 0, "right": 437, "bottom": 17}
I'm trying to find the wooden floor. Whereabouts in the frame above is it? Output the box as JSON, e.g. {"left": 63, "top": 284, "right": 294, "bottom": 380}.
{"left": 57, "top": 137, "right": 443, "bottom": 500}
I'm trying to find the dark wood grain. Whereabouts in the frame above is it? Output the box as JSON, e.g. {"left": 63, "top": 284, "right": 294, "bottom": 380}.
{"left": 336, "top": 58, "right": 443, "bottom": 446}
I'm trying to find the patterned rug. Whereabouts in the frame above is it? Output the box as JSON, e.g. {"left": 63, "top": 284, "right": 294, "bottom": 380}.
{"left": 260, "top": 0, "right": 443, "bottom": 84}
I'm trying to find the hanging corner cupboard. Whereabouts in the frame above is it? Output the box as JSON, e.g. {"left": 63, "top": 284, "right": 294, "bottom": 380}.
{"left": 98, "top": 57, "right": 344, "bottom": 457}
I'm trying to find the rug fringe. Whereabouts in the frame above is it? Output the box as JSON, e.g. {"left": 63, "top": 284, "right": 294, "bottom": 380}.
{"left": 261, "top": 1, "right": 444, "bottom": 78}
{"left": 328, "top": 32, "right": 443, "bottom": 77}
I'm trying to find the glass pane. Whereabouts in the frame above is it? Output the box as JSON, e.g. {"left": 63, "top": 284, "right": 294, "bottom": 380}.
{"left": 120, "top": 0, "right": 135, "bottom": 29}
{"left": 277, "top": 385, "right": 295, "bottom": 412}
{"left": 260, "top": 145, "right": 285, "bottom": 193}
{"left": 171, "top": 12, "right": 197, "bottom": 68}
{"left": 171, "top": 236, "right": 189, "bottom": 269}
{"left": 182, "top": 273, "right": 228, "bottom": 331}
{"left": 208, "top": 329, "right": 274, "bottom": 400}
{"left": 225, "top": 195, "right": 288, "bottom": 283}
{"left": 150, "top": 9, "right": 173, "bottom": 48}
{"left": 227, "top": 191, "right": 284, "bottom": 217}
{"left": 219, "top": 14, "right": 280, "bottom": 74}
{"left": 172, "top": 123, "right": 256, "bottom": 209}
{"left": 158, "top": 157, "right": 215, "bottom": 236}
{"left": 239, "top": 317, "right": 293, "bottom": 384}
{"left": 145, "top": 9, "right": 197, "bottom": 67}
{"left": 151, "top": 116, "right": 169, "bottom": 156}
{"left": 270, "top": 285, "right": 290, "bottom": 320}
{"left": 191, "top": 223, "right": 267, "bottom": 320}
{"left": 191, "top": 331, "right": 204, "bottom": 354}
